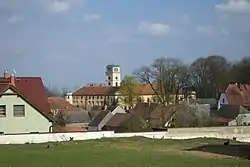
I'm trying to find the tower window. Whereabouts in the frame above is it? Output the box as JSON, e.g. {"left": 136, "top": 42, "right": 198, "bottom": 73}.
{"left": 114, "top": 67, "right": 119, "bottom": 72}
{"left": 108, "top": 82, "right": 111, "bottom": 86}
{"left": 115, "top": 82, "right": 118, "bottom": 87}
{"left": 115, "top": 76, "right": 118, "bottom": 80}
{"left": 108, "top": 76, "right": 111, "bottom": 80}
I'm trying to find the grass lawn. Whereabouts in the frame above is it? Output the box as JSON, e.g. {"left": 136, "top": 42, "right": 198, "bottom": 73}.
{"left": 0, "top": 137, "right": 249, "bottom": 167}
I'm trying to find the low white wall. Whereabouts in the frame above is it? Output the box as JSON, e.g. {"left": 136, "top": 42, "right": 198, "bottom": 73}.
{"left": 0, "top": 131, "right": 114, "bottom": 144}
{"left": 0, "top": 126, "right": 250, "bottom": 144}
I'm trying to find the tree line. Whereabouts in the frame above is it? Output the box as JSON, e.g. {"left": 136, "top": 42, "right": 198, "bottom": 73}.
{"left": 120, "top": 55, "right": 250, "bottom": 107}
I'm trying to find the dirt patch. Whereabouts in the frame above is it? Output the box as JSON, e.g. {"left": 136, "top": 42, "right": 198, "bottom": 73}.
{"left": 153, "top": 147, "right": 234, "bottom": 159}
{"left": 183, "top": 150, "right": 233, "bottom": 159}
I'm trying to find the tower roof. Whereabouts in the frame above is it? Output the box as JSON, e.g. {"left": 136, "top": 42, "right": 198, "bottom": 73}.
{"left": 106, "top": 65, "right": 120, "bottom": 69}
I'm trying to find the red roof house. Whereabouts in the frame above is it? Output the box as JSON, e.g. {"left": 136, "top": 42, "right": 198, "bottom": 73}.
{"left": 0, "top": 71, "right": 53, "bottom": 134}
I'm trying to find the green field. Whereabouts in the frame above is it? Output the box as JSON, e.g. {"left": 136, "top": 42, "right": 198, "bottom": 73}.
{"left": 0, "top": 138, "right": 249, "bottom": 167}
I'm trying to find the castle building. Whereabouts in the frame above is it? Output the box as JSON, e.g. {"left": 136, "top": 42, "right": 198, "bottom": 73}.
{"left": 66, "top": 64, "right": 196, "bottom": 110}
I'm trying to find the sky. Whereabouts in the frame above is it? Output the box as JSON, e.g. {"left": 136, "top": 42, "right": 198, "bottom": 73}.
{"left": 1, "top": 0, "right": 250, "bottom": 89}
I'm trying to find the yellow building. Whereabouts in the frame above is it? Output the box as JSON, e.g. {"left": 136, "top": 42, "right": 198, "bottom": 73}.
{"left": 66, "top": 83, "right": 196, "bottom": 110}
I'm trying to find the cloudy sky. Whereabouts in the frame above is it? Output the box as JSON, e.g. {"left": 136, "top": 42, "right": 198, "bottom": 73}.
{"left": 1, "top": 0, "right": 250, "bottom": 88}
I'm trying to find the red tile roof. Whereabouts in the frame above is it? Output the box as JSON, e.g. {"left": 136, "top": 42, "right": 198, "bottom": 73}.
{"left": 225, "top": 84, "right": 250, "bottom": 108}
{"left": 73, "top": 85, "right": 119, "bottom": 96}
{"left": 73, "top": 84, "right": 156, "bottom": 96}
{"left": 48, "top": 97, "right": 80, "bottom": 111}
{"left": 0, "top": 76, "right": 52, "bottom": 121}
{"left": 136, "top": 84, "right": 155, "bottom": 95}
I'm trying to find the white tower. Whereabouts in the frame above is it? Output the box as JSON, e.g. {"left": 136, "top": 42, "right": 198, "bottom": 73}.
{"left": 106, "top": 65, "right": 121, "bottom": 87}
{"left": 65, "top": 92, "right": 73, "bottom": 104}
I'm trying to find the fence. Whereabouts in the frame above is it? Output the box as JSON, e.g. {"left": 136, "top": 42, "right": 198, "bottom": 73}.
{"left": 0, "top": 126, "right": 250, "bottom": 144}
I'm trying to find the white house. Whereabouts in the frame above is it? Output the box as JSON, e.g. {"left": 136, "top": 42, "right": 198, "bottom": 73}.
{"left": 0, "top": 72, "right": 53, "bottom": 134}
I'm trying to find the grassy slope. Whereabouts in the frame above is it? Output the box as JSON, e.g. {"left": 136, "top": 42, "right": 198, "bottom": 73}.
{"left": 0, "top": 138, "right": 249, "bottom": 167}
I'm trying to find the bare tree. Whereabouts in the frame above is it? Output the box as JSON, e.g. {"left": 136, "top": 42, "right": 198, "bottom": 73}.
{"left": 190, "top": 55, "right": 230, "bottom": 98}
{"left": 134, "top": 57, "right": 191, "bottom": 105}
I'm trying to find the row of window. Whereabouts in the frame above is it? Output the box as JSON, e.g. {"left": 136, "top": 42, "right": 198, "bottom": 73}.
{"left": 73, "top": 96, "right": 112, "bottom": 100}
{"left": 107, "top": 76, "right": 119, "bottom": 80}
{"left": 0, "top": 105, "right": 25, "bottom": 117}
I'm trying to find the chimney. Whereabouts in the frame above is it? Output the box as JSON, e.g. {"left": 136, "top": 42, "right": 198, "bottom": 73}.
{"left": 10, "top": 73, "right": 15, "bottom": 86}
{"left": 4, "top": 70, "right": 9, "bottom": 78}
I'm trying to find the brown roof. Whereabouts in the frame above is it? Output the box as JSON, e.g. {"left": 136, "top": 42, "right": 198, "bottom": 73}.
{"left": 88, "top": 106, "right": 103, "bottom": 120}
{"left": 73, "top": 84, "right": 156, "bottom": 96}
{"left": 48, "top": 97, "right": 80, "bottom": 111}
{"left": 150, "top": 104, "right": 176, "bottom": 128}
{"left": 73, "top": 85, "right": 119, "bottom": 96}
{"left": 105, "top": 113, "right": 131, "bottom": 127}
{"left": 129, "top": 102, "right": 158, "bottom": 120}
{"left": 88, "top": 110, "right": 110, "bottom": 126}
{"left": 0, "top": 76, "right": 52, "bottom": 121}
{"left": 136, "top": 84, "right": 155, "bottom": 95}
{"left": 225, "top": 84, "right": 250, "bottom": 108}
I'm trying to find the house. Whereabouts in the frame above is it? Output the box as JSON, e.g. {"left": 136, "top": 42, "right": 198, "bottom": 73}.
{"left": 48, "top": 97, "right": 91, "bottom": 129}
{"left": 129, "top": 102, "right": 158, "bottom": 121}
{"left": 0, "top": 71, "right": 53, "bottom": 134}
{"left": 48, "top": 96, "right": 81, "bottom": 116}
{"left": 218, "top": 84, "right": 250, "bottom": 109}
{"left": 102, "top": 113, "right": 131, "bottom": 132}
{"left": 88, "top": 106, "right": 104, "bottom": 120}
{"left": 88, "top": 106, "right": 126, "bottom": 131}
{"left": 88, "top": 110, "right": 112, "bottom": 131}
{"left": 149, "top": 104, "right": 176, "bottom": 130}
{"left": 210, "top": 105, "right": 250, "bottom": 126}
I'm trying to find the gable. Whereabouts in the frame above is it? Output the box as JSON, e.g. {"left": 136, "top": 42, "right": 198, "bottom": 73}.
{"left": 219, "top": 93, "right": 229, "bottom": 105}
{"left": 112, "top": 106, "right": 126, "bottom": 114}
{"left": 2, "top": 86, "right": 53, "bottom": 122}
{"left": 3, "top": 88, "right": 16, "bottom": 94}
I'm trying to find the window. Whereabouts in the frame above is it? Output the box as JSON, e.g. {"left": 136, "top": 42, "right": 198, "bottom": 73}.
{"left": 115, "top": 76, "right": 118, "bottom": 80}
{"left": 222, "top": 98, "right": 225, "bottom": 103}
{"left": 115, "top": 82, "right": 118, "bottom": 87}
{"left": 0, "top": 105, "right": 6, "bottom": 117}
{"left": 114, "top": 67, "right": 119, "bottom": 72}
{"left": 108, "top": 82, "right": 111, "bottom": 86}
{"left": 13, "top": 105, "right": 25, "bottom": 117}
{"left": 108, "top": 76, "right": 111, "bottom": 80}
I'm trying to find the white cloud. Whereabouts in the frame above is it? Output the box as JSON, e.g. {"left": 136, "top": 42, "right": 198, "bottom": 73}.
{"left": 49, "top": 0, "right": 70, "bottom": 13}
{"left": 138, "top": 21, "right": 171, "bottom": 36}
{"left": 83, "top": 13, "right": 101, "bottom": 22}
{"left": 7, "top": 15, "right": 24, "bottom": 23}
{"left": 215, "top": 0, "right": 250, "bottom": 13}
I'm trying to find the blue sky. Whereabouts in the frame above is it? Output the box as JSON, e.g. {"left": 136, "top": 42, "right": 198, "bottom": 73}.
{"left": 1, "top": 0, "right": 250, "bottom": 89}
